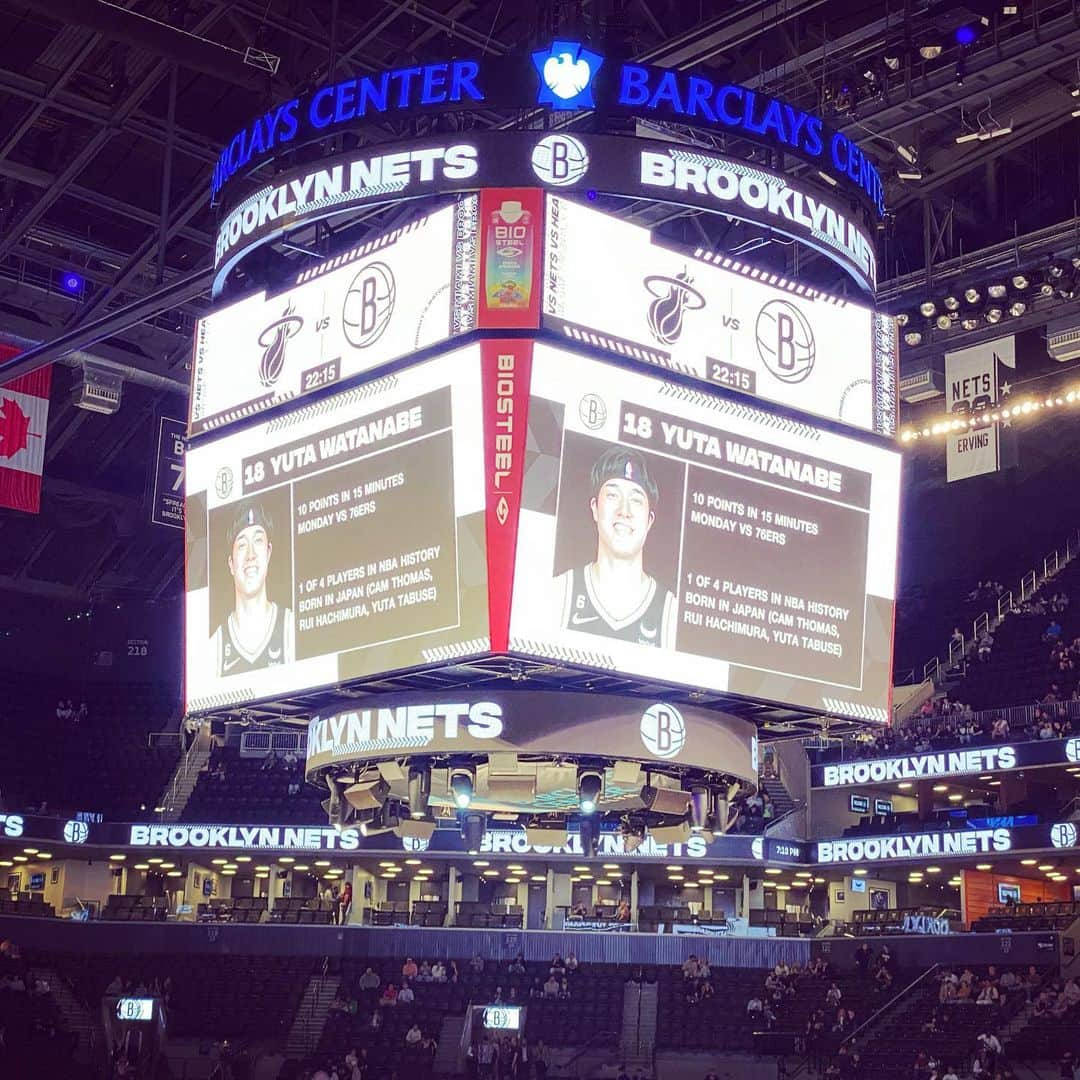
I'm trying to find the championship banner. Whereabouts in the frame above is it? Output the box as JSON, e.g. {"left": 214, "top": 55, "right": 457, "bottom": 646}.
{"left": 945, "top": 336, "right": 1017, "bottom": 482}
{"left": 0, "top": 346, "right": 51, "bottom": 515}
{"left": 151, "top": 417, "right": 185, "bottom": 529}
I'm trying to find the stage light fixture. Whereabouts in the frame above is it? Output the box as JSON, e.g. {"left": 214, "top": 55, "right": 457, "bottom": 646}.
{"left": 897, "top": 166, "right": 922, "bottom": 181}
{"left": 963, "top": 285, "right": 981, "bottom": 303}
{"left": 960, "top": 315, "right": 980, "bottom": 331}
{"left": 918, "top": 300, "right": 936, "bottom": 317}
{"left": 579, "top": 814, "right": 602, "bottom": 858}
{"left": 1011, "top": 272, "right": 1029, "bottom": 290}
{"left": 987, "top": 282, "right": 1008, "bottom": 299}
{"left": 59, "top": 270, "right": 84, "bottom": 295}
{"left": 408, "top": 767, "right": 431, "bottom": 819}
{"left": 935, "top": 314, "right": 952, "bottom": 330}
{"left": 904, "top": 328, "right": 923, "bottom": 346}
{"left": 449, "top": 767, "right": 475, "bottom": 809}
{"left": 461, "top": 811, "right": 487, "bottom": 854}
{"left": 577, "top": 769, "right": 604, "bottom": 815}
{"left": 689, "top": 786, "right": 710, "bottom": 833}
{"left": 895, "top": 311, "right": 911, "bottom": 327}
{"left": 985, "top": 303, "right": 1004, "bottom": 324}
{"left": 955, "top": 23, "right": 979, "bottom": 46}
{"left": 919, "top": 42, "right": 943, "bottom": 60}
{"left": 896, "top": 144, "right": 917, "bottom": 165}
{"left": 1008, "top": 299, "right": 1027, "bottom": 317}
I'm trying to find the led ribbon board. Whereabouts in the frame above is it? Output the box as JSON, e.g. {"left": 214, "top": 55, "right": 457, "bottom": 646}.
{"left": 209, "top": 46, "right": 884, "bottom": 219}
{"left": 304, "top": 690, "right": 758, "bottom": 786}
{"left": 212, "top": 132, "right": 877, "bottom": 297}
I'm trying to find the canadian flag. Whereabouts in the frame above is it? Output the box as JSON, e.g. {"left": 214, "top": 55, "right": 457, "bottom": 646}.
{"left": 0, "top": 344, "right": 52, "bottom": 514}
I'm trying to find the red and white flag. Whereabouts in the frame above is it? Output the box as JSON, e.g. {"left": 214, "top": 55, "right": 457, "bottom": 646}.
{"left": 0, "top": 345, "right": 52, "bottom": 514}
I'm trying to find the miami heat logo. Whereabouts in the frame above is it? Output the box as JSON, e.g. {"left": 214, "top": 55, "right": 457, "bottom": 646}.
{"left": 256, "top": 302, "right": 303, "bottom": 388}
{"left": 643, "top": 269, "right": 706, "bottom": 345}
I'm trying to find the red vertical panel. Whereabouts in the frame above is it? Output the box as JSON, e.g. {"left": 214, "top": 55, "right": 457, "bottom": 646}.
{"left": 481, "top": 339, "right": 534, "bottom": 652}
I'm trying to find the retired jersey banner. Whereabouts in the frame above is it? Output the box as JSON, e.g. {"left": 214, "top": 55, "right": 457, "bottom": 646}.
{"left": 0, "top": 346, "right": 51, "bottom": 514}
{"left": 945, "top": 336, "right": 1017, "bottom": 483}
{"left": 151, "top": 417, "right": 186, "bottom": 529}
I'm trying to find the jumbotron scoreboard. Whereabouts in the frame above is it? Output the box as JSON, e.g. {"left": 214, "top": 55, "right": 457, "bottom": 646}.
{"left": 185, "top": 191, "right": 899, "bottom": 725}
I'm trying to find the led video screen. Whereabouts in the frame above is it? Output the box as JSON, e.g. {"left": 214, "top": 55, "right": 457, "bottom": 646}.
{"left": 544, "top": 195, "right": 897, "bottom": 437}
{"left": 184, "top": 347, "right": 489, "bottom": 713}
{"left": 507, "top": 343, "right": 900, "bottom": 721}
{"left": 189, "top": 201, "right": 476, "bottom": 437}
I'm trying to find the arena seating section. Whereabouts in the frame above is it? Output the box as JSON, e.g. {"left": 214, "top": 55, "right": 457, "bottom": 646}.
{"left": 974, "top": 900, "right": 1080, "bottom": 932}
{"left": 30, "top": 950, "right": 314, "bottom": 1041}
{"left": 0, "top": 679, "right": 178, "bottom": 819}
{"left": 182, "top": 743, "right": 322, "bottom": 824}
{"left": 0, "top": 961, "right": 80, "bottom": 1076}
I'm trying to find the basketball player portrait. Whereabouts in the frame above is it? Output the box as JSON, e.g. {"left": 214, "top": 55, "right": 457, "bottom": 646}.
{"left": 211, "top": 503, "right": 295, "bottom": 677}
{"left": 555, "top": 447, "right": 677, "bottom": 648}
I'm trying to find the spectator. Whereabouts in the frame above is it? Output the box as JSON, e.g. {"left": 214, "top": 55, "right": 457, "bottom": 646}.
{"left": 470, "top": 955, "right": 484, "bottom": 974}
{"left": 978, "top": 632, "right": 994, "bottom": 662}
{"left": 417, "top": 960, "right": 432, "bottom": 982}
{"left": 402, "top": 957, "right": 418, "bottom": 979}
{"left": 397, "top": 981, "right": 415, "bottom": 1005}
{"left": 1045, "top": 619, "right": 1063, "bottom": 642}
{"left": 615, "top": 899, "right": 632, "bottom": 922}
{"left": 826, "top": 983, "right": 842, "bottom": 1008}
{"left": 432, "top": 961, "right": 447, "bottom": 983}
{"left": 379, "top": 984, "right": 398, "bottom": 1007}
{"left": 951, "top": 626, "right": 964, "bottom": 649}
{"left": 339, "top": 880, "right": 352, "bottom": 924}
{"left": 543, "top": 974, "right": 560, "bottom": 998}
{"left": 565, "top": 951, "right": 579, "bottom": 971}
{"left": 854, "top": 942, "right": 872, "bottom": 976}
{"left": 405, "top": 1023, "right": 423, "bottom": 1049}
{"left": 532, "top": 1040, "right": 550, "bottom": 1080}
{"left": 991, "top": 715, "right": 1010, "bottom": 740}
{"left": 357, "top": 967, "right": 379, "bottom": 991}
{"left": 508, "top": 954, "right": 526, "bottom": 975}
{"left": 746, "top": 995, "right": 764, "bottom": 1017}
{"left": 549, "top": 954, "right": 565, "bottom": 976}
{"left": 682, "top": 955, "right": 700, "bottom": 980}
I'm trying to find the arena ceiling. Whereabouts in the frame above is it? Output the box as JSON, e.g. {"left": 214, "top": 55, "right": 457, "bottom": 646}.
{"left": 0, "top": 0, "right": 1077, "bottom": 612}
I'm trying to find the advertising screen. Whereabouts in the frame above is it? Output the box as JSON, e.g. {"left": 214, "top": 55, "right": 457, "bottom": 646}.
{"left": 483, "top": 1006, "right": 522, "bottom": 1031}
{"left": 116, "top": 998, "right": 155, "bottom": 1022}
{"left": 184, "top": 347, "right": 489, "bottom": 713}
{"left": 544, "top": 195, "right": 896, "bottom": 437}
{"left": 508, "top": 343, "right": 900, "bottom": 722}
{"left": 190, "top": 200, "right": 477, "bottom": 436}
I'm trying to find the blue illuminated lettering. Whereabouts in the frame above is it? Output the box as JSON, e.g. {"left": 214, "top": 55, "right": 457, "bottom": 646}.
{"left": 393, "top": 67, "right": 423, "bottom": 107}
{"left": 310, "top": 86, "right": 335, "bottom": 129}
{"left": 685, "top": 76, "right": 716, "bottom": 122}
{"left": 742, "top": 90, "right": 767, "bottom": 134}
{"left": 248, "top": 118, "right": 267, "bottom": 156}
{"left": 226, "top": 132, "right": 243, "bottom": 174}
{"left": 784, "top": 105, "right": 806, "bottom": 151}
{"left": 716, "top": 85, "right": 742, "bottom": 126}
{"left": 831, "top": 132, "right": 848, "bottom": 175}
{"left": 335, "top": 81, "right": 358, "bottom": 123}
{"left": 421, "top": 63, "right": 448, "bottom": 104}
{"left": 279, "top": 100, "right": 299, "bottom": 143}
{"left": 449, "top": 60, "right": 483, "bottom": 103}
{"left": 804, "top": 115, "right": 823, "bottom": 157}
{"left": 358, "top": 74, "right": 389, "bottom": 114}
{"left": 618, "top": 64, "right": 651, "bottom": 107}
{"left": 759, "top": 98, "right": 786, "bottom": 142}
{"left": 649, "top": 70, "right": 685, "bottom": 112}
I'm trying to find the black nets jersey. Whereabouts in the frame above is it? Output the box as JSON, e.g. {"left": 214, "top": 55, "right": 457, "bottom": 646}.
{"left": 559, "top": 564, "right": 676, "bottom": 648}
{"left": 213, "top": 602, "right": 295, "bottom": 677}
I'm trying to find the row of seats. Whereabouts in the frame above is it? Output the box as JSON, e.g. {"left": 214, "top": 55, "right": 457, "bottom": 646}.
{"left": 370, "top": 900, "right": 448, "bottom": 927}
{"left": 975, "top": 900, "right": 1080, "bottom": 931}
{"left": 454, "top": 901, "right": 523, "bottom": 928}
{"left": 103, "top": 894, "right": 169, "bottom": 921}
{"left": 0, "top": 896, "right": 55, "bottom": 918}
{"left": 198, "top": 896, "right": 269, "bottom": 923}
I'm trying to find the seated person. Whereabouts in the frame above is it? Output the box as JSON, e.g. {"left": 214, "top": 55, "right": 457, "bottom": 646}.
{"left": 397, "top": 981, "right": 415, "bottom": 1005}
{"left": 405, "top": 1023, "right": 423, "bottom": 1049}
{"left": 357, "top": 967, "right": 380, "bottom": 991}
{"left": 543, "top": 974, "right": 560, "bottom": 998}
{"left": 508, "top": 954, "right": 526, "bottom": 975}
{"left": 402, "top": 957, "right": 418, "bottom": 979}
{"left": 379, "top": 983, "right": 398, "bottom": 1007}
{"left": 565, "top": 951, "right": 579, "bottom": 971}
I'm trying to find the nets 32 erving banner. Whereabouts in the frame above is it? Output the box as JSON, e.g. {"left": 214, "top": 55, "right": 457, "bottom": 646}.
{"left": 544, "top": 196, "right": 897, "bottom": 438}
{"left": 189, "top": 201, "right": 476, "bottom": 437}
{"left": 945, "top": 335, "right": 1017, "bottom": 483}
{"left": 184, "top": 347, "right": 488, "bottom": 712}
{"left": 508, "top": 343, "right": 900, "bottom": 721}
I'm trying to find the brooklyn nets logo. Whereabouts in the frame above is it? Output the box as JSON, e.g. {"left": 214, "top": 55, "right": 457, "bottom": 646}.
{"left": 530, "top": 134, "right": 590, "bottom": 186}
{"left": 256, "top": 302, "right": 303, "bottom": 388}
{"left": 63, "top": 820, "right": 90, "bottom": 844}
{"left": 756, "top": 299, "right": 815, "bottom": 383}
{"left": 1051, "top": 822, "right": 1078, "bottom": 849}
{"left": 578, "top": 393, "right": 607, "bottom": 430}
{"left": 1066, "top": 737, "right": 1080, "bottom": 764}
{"left": 343, "top": 262, "right": 396, "bottom": 348}
{"left": 640, "top": 703, "right": 686, "bottom": 759}
{"left": 643, "top": 269, "right": 706, "bottom": 345}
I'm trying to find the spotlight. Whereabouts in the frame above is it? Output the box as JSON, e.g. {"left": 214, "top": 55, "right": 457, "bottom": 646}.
{"left": 963, "top": 285, "right": 981, "bottom": 304}
{"left": 985, "top": 303, "right": 1004, "bottom": 324}
{"left": 461, "top": 811, "right": 487, "bottom": 855}
{"left": 577, "top": 769, "right": 604, "bottom": 815}
{"left": 935, "top": 314, "right": 952, "bottom": 330}
{"left": 904, "top": 328, "right": 923, "bottom": 346}
{"left": 955, "top": 23, "right": 979, "bottom": 46}
{"left": 360, "top": 801, "right": 403, "bottom": 836}
{"left": 449, "top": 767, "right": 475, "bottom": 809}
{"left": 943, "top": 293, "right": 960, "bottom": 311}
{"left": 896, "top": 145, "right": 917, "bottom": 165}
{"left": 689, "top": 786, "right": 710, "bottom": 833}
{"left": 344, "top": 778, "right": 389, "bottom": 811}
{"left": 987, "top": 283, "right": 1008, "bottom": 299}
{"left": 408, "top": 767, "right": 430, "bottom": 820}
{"left": 919, "top": 300, "right": 936, "bottom": 317}
{"left": 1036, "top": 275, "right": 1055, "bottom": 297}
{"left": 918, "top": 41, "right": 943, "bottom": 61}
{"left": 59, "top": 270, "right": 84, "bottom": 295}
{"left": 1011, "top": 272, "right": 1029, "bottom": 290}
{"left": 1057, "top": 272, "right": 1078, "bottom": 300}
{"left": 1008, "top": 299, "right": 1027, "bottom": 317}
{"left": 895, "top": 311, "right": 911, "bottom": 327}
{"left": 960, "top": 315, "right": 980, "bottom": 331}
{"left": 897, "top": 166, "right": 923, "bottom": 181}
{"left": 579, "top": 814, "right": 601, "bottom": 858}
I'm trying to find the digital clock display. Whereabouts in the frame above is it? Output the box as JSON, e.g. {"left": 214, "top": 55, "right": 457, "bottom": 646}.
{"left": 707, "top": 359, "right": 756, "bottom": 394}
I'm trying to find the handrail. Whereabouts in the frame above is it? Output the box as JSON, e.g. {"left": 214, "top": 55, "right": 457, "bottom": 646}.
{"left": 907, "top": 526, "right": 1080, "bottom": 687}
{"left": 842, "top": 963, "right": 939, "bottom": 1051}
{"left": 156, "top": 723, "right": 210, "bottom": 821}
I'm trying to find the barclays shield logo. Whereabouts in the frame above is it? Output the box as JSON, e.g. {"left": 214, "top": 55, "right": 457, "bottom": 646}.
{"left": 532, "top": 41, "right": 603, "bottom": 110}
{"left": 1065, "top": 738, "right": 1080, "bottom": 764}
{"left": 751, "top": 837, "right": 764, "bottom": 860}
{"left": 63, "top": 820, "right": 90, "bottom": 844}
{"left": 640, "top": 703, "right": 686, "bottom": 759}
